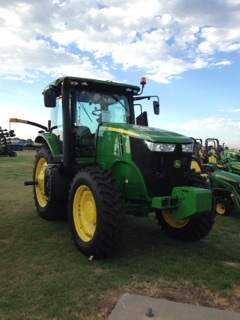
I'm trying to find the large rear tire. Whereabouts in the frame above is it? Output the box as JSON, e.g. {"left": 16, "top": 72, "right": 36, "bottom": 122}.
{"left": 33, "top": 145, "right": 66, "bottom": 220}
{"left": 68, "top": 167, "right": 124, "bottom": 259}
{"left": 156, "top": 171, "right": 215, "bottom": 241}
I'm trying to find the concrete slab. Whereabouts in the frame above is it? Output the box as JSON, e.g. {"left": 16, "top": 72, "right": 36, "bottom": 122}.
{"left": 107, "top": 293, "right": 240, "bottom": 320}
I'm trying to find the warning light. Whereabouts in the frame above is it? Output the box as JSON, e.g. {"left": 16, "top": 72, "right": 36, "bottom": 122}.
{"left": 140, "top": 77, "right": 147, "bottom": 86}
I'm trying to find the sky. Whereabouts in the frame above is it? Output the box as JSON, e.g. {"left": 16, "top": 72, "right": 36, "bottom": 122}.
{"left": 0, "top": 0, "right": 240, "bottom": 148}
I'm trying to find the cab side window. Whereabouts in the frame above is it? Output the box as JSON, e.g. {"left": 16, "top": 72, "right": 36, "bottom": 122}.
{"left": 51, "top": 98, "right": 63, "bottom": 141}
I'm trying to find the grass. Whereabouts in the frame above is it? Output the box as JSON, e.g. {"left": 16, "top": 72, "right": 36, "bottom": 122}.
{"left": 0, "top": 150, "right": 240, "bottom": 319}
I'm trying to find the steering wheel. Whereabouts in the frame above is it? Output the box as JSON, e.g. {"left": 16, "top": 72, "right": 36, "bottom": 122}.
{"left": 92, "top": 108, "right": 102, "bottom": 116}
{"left": 221, "top": 158, "right": 230, "bottom": 164}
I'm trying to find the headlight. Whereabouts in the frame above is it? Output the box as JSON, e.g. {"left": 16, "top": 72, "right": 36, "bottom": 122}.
{"left": 145, "top": 141, "right": 176, "bottom": 152}
{"left": 182, "top": 144, "right": 193, "bottom": 153}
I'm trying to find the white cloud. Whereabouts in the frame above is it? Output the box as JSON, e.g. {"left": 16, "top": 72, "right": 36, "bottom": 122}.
{"left": 198, "top": 26, "right": 240, "bottom": 55}
{"left": 228, "top": 108, "right": 240, "bottom": 113}
{"left": 189, "top": 116, "right": 240, "bottom": 131}
{"left": 149, "top": 115, "right": 240, "bottom": 148}
{"left": 0, "top": 0, "right": 239, "bottom": 83}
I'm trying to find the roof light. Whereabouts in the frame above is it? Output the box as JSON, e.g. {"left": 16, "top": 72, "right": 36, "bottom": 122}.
{"left": 70, "top": 81, "right": 78, "bottom": 86}
{"left": 140, "top": 77, "right": 147, "bottom": 86}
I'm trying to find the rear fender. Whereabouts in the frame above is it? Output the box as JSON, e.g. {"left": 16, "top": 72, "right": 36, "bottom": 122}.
{"left": 35, "top": 133, "right": 62, "bottom": 156}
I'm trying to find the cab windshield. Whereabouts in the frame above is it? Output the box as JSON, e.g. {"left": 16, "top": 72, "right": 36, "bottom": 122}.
{"left": 75, "top": 90, "right": 130, "bottom": 134}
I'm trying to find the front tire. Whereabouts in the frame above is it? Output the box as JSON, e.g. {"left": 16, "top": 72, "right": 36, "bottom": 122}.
{"left": 156, "top": 171, "right": 215, "bottom": 241}
{"left": 215, "top": 197, "right": 232, "bottom": 216}
{"left": 68, "top": 167, "right": 124, "bottom": 259}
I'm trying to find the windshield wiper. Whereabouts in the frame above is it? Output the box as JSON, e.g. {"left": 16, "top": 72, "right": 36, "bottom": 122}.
{"left": 78, "top": 102, "right": 93, "bottom": 123}
{"left": 108, "top": 93, "right": 127, "bottom": 111}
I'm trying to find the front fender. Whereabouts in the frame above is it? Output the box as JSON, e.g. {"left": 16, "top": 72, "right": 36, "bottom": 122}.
{"left": 35, "top": 133, "right": 62, "bottom": 156}
{"left": 111, "top": 160, "right": 150, "bottom": 201}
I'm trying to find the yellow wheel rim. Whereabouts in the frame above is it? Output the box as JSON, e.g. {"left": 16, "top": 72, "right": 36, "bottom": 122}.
{"left": 73, "top": 185, "right": 97, "bottom": 242}
{"left": 162, "top": 210, "right": 190, "bottom": 228}
{"left": 216, "top": 203, "right": 225, "bottom": 215}
{"left": 35, "top": 158, "right": 48, "bottom": 207}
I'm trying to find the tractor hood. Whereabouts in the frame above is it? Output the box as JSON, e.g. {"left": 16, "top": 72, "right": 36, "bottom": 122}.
{"left": 229, "top": 161, "right": 240, "bottom": 169}
{"left": 100, "top": 123, "right": 193, "bottom": 144}
{"left": 212, "top": 169, "right": 240, "bottom": 183}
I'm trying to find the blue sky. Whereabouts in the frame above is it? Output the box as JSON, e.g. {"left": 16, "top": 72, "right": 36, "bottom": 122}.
{"left": 0, "top": 0, "right": 240, "bottom": 148}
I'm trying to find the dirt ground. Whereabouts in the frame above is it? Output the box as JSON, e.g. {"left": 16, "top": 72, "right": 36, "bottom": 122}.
{"left": 96, "top": 277, "right": 240, "bottom": 319}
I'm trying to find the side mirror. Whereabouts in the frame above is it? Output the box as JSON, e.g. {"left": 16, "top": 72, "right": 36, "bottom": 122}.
{"left": 153, "top": 100, "right": 160, "bottom": 115}
{"left": 44, "top": 88, "right": 56, "bottom": 107}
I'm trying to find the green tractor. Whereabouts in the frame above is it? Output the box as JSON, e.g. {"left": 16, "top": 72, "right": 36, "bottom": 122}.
{"left": 209, "top": 169, "right": 240, "bottom": 216}
{"left": 221, "top": 148, "right": 240, "bottom": 161}
{"left": 191, "top": 138, "right": 240, "bottom": 216}
{"left": 11, "top": 76, "right": 215, "bottom": 259}
{"left": 202, "top": 138, "right": 240, "bottom": 175}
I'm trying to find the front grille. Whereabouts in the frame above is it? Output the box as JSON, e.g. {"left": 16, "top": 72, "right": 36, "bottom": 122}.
{"left": 130, "top": 137, "right": 192, "bottom": 197}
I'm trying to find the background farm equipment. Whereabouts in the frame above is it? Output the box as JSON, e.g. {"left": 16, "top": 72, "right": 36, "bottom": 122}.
{"left": 222, "top": 148, "right": 240, "bottom": 161}
{"left": 11, "top": 76, "right": 215, "bottom": 259}
{"left": 209, "top": 169, "right": 240, "bottom": 216}
{"left": 202, "top": 138, "right": 240, "bottom": 175}
{"left": 0, "top": 127, "right": 17, "bottom": 157}
{"left": 191, "top": 138, "right": 240, "bottom": 216}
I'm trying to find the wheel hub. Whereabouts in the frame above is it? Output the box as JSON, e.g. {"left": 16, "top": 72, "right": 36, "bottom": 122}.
{"left": 35, "top": 157, "right": 48, "bottom": 207}
{"left": 73, "top": 185, "right": 97, "bottom": 242}
{"left": 162, "top": 210, "right": 189, "bottom": 228}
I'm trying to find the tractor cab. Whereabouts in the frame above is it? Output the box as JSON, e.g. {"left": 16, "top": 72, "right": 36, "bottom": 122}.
{"left": 43, "top": 76, "right": 159, "bottom": 168}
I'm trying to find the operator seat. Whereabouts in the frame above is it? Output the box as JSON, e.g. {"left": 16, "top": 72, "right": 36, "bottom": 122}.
{"left": 207, "top": 148, "right": 218, "bottom": 164}
{"left": 75, "top": 126, "right": 96, "bottom": 157}
{"left": 191, "top": 158, "right": 202, "bottom": 172}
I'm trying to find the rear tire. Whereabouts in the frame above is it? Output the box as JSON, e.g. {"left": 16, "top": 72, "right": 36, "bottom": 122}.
{"left": 156, "top": 171, "right": 215, "bottom": 241}
{"left": 68, "top": 167, "right": 124, "bottom": 259}
{"left": 33, "top": 145, "right": 67, "bottom": 220}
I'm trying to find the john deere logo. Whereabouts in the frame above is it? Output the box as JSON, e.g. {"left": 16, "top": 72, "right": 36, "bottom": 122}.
{"left": 174, "top": 160, "right": 181, "bottom": 168}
